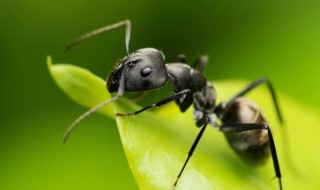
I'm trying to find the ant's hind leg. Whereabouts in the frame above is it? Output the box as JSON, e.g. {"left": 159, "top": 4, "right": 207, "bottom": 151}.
{"left": 226, "top": 78, "right": 283, "bottom": 123}
{"left": 219, "top": 123, "right": 282, "bottom": 190}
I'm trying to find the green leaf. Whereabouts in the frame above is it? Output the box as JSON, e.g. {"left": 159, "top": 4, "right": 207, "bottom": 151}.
{"left": 47, "top": 56, "right": 113, "bottom": 117}
{"left": 48, "top": 57, "right": 320, "bottom": 190}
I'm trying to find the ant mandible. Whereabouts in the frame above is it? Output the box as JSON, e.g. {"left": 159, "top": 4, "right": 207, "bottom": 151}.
{"left": 63, "top": 20, "right": 283, "bottom": 190}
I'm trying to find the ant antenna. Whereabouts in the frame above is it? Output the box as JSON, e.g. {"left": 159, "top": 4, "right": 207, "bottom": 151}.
{"left": 65, "top": 20, "right": 131, "bottom": 55}
{"left": 63, "top": 65, "right": 127, "bottom": 144}
{"left": 63, "top": 20, "right": 132, "bottom": 144}
{"left": 63, "top": 98, "right": 116, "bottom": 144}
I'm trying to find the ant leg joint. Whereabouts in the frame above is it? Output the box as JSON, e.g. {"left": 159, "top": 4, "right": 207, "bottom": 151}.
{"left": 196, "top": 115, "right": 210, "bottom": 127}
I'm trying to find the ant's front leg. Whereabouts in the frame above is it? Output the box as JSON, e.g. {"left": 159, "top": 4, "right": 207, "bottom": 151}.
{"left": 116, "top": 89, "right": 191, "bottom": 117}
{"left": 174, "top": 54, "right": 208, "bottom": 73}
{"left": 191, "top": 55, "right": 208, "bottom": 73}
{"left": 175, "top": 54, "right": 188, "bottom": 63}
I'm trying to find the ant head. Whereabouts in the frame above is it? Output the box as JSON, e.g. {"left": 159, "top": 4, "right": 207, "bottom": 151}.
{"left": 107, "top": 48, "right": 168, "bottom": 92}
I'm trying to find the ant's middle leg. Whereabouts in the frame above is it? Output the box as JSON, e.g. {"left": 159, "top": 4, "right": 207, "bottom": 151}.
{"left": 173, "top": 116, "right": 210, "bottom": 190}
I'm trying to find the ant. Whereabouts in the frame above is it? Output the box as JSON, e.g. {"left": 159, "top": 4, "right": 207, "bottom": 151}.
{"left": 63, "top": 20, "right": 283, "bottom": 190}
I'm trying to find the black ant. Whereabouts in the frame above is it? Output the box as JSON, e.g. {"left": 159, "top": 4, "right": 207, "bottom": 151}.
{"left": 63, "top": 20, "right": 283, "bottom": 190}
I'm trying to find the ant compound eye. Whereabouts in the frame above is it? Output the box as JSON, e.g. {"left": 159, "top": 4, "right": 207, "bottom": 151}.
{"left": 141, "top": 67, "right": 152, "bottom": 77}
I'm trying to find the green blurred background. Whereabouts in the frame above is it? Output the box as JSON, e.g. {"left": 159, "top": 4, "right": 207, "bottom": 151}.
{"left": 1, "top": 0, "right": 319, "bottom": 189}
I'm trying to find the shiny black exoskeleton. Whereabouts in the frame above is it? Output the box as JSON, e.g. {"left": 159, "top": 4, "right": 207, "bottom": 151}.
{"left": 63, "top": 20, "right": 283, "bottom": 190}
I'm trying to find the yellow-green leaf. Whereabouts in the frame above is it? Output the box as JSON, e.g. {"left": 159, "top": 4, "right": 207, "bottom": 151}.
{"left": 48, "top": 57, "right": 320, "bottom": 190}
{"left": 47, "top": 56, "right": 113, "bottom": 116}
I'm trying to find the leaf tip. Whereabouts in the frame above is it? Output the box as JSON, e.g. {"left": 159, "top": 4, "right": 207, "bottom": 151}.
{"left": 47, "top": 55, "right": 53, "bottom": 71}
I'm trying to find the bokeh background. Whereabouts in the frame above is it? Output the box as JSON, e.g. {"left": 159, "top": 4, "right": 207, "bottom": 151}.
{"left": 1, "top": 0, "right": 319, "bottom": 189}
